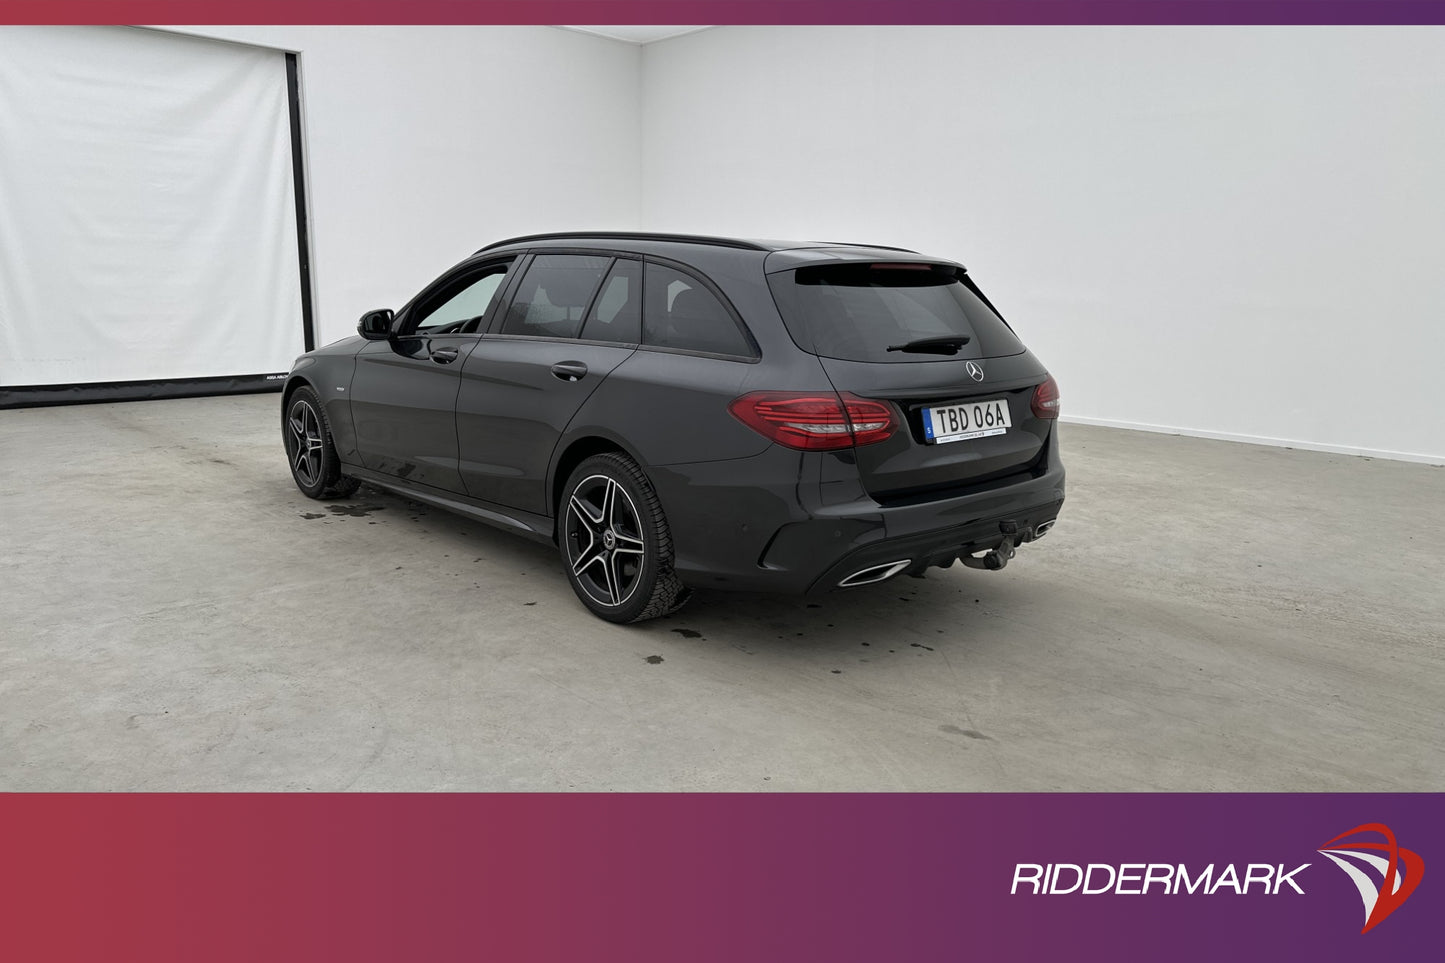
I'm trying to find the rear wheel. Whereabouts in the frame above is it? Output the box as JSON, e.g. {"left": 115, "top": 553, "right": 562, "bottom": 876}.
{"left": 561, "top": 453, "right": 689, "bottom": 623}
{"left": 284, "top": 386, "right": 360, "bottom": 499}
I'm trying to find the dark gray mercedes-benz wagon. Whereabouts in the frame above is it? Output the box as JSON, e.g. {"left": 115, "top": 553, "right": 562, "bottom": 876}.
{"left": 283, "top": 233, "right": 1065, "bottom": 622}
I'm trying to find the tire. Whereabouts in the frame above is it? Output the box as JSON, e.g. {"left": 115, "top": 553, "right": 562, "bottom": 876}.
{"left": 560, "top": 452, "right": 690, "bottom": 624}
{"left": 283, "top": 386, "right": 361, "bottom": 499}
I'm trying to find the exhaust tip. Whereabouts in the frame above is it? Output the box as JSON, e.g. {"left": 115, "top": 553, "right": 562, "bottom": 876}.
{"left": 1033, "top": 519, "right": 1056, "bottom": 539}
{"left": 838, "top": 559, "right": 912, "bottom": 588}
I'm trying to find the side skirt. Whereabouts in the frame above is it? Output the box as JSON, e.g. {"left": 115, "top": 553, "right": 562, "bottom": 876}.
{"left": 340, "top": 464, "right": 556, "bottom": 545}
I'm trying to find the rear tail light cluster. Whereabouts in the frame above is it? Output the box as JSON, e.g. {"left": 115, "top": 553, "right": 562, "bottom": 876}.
{"left": 728, "top": 391, "right": 897, "bottom": 451}
{"left": 1031, "top": 375, "right": 1061, "bottom": 420}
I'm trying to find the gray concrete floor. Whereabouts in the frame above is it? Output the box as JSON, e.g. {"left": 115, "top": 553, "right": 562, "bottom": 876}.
{"left": 1, "top": 393, "right": 1441, "bottom": 791}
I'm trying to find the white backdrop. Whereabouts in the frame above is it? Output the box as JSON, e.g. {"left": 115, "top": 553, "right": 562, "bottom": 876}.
{"left": 0, "top": 26, "right": 302, "bottom": 386}
{"left": 640, "top": 27, "right": 1445, "bottom": 464}
{"left": 166, "top": 26, "right": 644, "bottom": 349}
{"left": 111, "top": 25, "right": 1445, "bottom": 463}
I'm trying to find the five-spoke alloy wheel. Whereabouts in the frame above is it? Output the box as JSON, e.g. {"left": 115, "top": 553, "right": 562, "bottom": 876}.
{"left": 566, "top": 473, "right": 647, "bottom": 608}
{"left": 561, "top": 453, "right": 689, "bottom": 623}
{"left": 287, "top": 398, "right": 325, "bottom": 490}
{"left": 283, "top": 386, "right": 360, "bottom": 499}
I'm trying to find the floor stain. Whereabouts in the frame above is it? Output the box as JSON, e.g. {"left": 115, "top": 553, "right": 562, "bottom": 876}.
{"left": 671, "top": 628, "right": 703, "bottom": 639}
{"left": 940, "top": 724, "right": 992, "bottom": 740}
{"left": 910, "top": 642, "right": 935, "bottom": 652}
{"left": 644, "top": 655, "right": 664, "bottom": 665}
{"left": 300, "top": 512, "right": 325, "bottom": 520}
{"left": 329, "top": 504, "right": 386, "bottom": 518}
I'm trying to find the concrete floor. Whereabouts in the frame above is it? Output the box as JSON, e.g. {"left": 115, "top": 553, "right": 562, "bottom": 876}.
{"left": 1, "top": 393, "right": 1441, "bottom": 791}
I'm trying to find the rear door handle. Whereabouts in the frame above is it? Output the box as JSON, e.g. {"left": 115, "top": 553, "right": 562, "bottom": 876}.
{"left": 550, "top": 361, "right": 588, "bottom": 382}
{"left": 431, "top": 346, "right": 460, "bottom": 364}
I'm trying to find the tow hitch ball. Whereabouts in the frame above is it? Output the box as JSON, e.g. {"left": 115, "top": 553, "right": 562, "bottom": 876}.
{"left": 960, "top": 521, "right": 1021, "bottom": 571}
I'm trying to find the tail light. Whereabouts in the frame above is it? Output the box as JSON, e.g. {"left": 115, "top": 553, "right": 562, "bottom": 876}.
{"left": 728, "top": 391, "right": 897, "bottom": 451}
{"left": 1031, "top": 375, "right": 1060, "bottom": 420}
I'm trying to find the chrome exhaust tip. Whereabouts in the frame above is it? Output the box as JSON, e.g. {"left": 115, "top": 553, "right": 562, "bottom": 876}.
{"left": 1033, "top": 519, "right": 1056, "bottom": 539}
{"left": 837, "top": 559, "right": 912, "bottom": 588}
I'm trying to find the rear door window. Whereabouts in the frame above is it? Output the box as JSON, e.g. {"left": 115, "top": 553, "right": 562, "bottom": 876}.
{"left": 767, "top": 263, "right": 1025, "bottom": 362}
{"left": 501, "top": 254, "right": 611, "bottom": 339}
{"left": 642, "top": 262, "right": 754, "bottom": 358}
{"left": 578, "top": 258, "right": 641, "bottom": 345}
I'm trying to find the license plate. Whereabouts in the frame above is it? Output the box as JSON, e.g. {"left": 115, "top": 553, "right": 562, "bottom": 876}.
{"left": 922, "top": 398, "right": 1012, "bottom": 444}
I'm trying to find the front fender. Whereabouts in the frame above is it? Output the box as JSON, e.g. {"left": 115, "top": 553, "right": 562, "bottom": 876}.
{"left": 285, "top": 357, "right": 359, "bottom": 460}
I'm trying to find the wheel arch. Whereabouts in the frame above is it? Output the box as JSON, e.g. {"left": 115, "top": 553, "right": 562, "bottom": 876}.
{"left": 280, "top": 374, "right": 312, "bottom": 413}
{"left": 549, "top": 433, "right": 647, "bottom": 537}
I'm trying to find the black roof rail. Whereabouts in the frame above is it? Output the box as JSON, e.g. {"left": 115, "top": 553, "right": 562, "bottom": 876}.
{"left": 476, "top": 232, "right": 772, "bottom": 254}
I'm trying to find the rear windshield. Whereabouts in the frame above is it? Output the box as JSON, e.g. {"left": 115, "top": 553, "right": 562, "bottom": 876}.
{"left": 767, "top": 263, "right": 1025, "bottom": 362}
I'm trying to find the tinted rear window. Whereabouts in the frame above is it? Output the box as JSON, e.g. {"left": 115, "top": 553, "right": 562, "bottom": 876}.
{"left": 767, "top": 264, "right": 1025, "bottom": 362}
{"left": 501, "top": 254, "right": 611, "bottom": 339}
{"left": 580, "top": 258, "right": 641, "bottom": 344}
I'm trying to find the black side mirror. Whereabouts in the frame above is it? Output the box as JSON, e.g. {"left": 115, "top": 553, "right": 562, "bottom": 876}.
{"left": 357, "top": 308, "right": 395, "bottom": 340}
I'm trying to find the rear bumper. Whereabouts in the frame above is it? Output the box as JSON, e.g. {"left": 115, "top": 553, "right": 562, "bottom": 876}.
{"left": 803, "top": 491, "right": 1064, "bottom": 593}
{"left": 650, "top": 430, "right": 1065, "bottom": 595}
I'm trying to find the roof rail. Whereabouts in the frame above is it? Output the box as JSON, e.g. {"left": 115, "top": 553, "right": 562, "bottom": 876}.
{"left": 476, "top": 232, "right": 771, "bottom": 254}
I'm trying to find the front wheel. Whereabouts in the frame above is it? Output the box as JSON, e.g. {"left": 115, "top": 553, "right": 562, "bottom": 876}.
{"left": 283, "top": 386, "right": 361, "bottom": 499}
{"left": 560, "top": 452, "right": 689, "bottom": 623}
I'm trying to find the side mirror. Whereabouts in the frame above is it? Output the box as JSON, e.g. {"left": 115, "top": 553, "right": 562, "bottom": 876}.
{"left": 357, "top": 308, "right": 395, "bottom": 340}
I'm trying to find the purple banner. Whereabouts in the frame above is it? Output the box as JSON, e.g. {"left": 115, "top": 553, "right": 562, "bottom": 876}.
{"left": 0, "top": 793, "right": 1435, "bottom": 961}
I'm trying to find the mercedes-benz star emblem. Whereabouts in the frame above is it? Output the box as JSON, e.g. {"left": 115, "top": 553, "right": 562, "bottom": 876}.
{"left": 966, "top": 361, "right": 985, "bottom": 382}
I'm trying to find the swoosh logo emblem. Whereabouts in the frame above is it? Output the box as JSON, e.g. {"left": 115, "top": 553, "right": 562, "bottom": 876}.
{"left": 1319, "top": 823, "right": 1425, "bottom": 933}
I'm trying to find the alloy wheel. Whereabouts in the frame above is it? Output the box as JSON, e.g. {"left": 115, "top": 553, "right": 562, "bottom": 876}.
{"left": 287, "top": 399, "right": 324, "bottom": 489}
{"left": 565, "top": 474, "right": 647, "bottom": 607}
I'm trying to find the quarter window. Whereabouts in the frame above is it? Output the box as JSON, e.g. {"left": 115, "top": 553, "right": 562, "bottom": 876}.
{"left": 642, "top": 263, "right": 752, "bottom": 357}
{"left": 501, "top": 254, "right": 611, "bottom": 339}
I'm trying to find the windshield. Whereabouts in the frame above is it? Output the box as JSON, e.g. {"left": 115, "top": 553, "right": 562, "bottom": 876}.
{"left": 767, "top": 263, "right": 1025, "bottom": 363}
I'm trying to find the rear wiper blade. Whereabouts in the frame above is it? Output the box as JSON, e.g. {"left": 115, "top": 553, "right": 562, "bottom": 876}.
{"left": 885, "top": 335, "right": 971, "bottom": 355}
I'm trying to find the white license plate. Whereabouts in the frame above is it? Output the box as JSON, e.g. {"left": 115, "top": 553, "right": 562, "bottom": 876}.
{"left": 923, "top": 398, "right": 1012, "bottom": 444}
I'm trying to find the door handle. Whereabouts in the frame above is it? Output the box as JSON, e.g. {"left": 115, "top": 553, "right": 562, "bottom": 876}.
{"left": 550, "top": 361, "right": 588, "bottom": 382}
{"left": 431, "top": 346, "right": 460, "bottom": 364}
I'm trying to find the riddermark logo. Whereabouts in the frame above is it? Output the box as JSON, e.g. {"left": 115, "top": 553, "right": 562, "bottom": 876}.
{"left": 1011, "top": 822, "right": 1425, "bottom": 935}
{"left": 1317, "top": 823, "right": 1425, "bottom": 934}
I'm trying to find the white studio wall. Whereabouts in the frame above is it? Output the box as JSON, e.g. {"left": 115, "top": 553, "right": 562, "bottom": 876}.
{"left": 0, "top": 26, "right": 301, "bottom": 393}
{"left": 641, "top": 26, "right": 1445, "bottom": 463}
{"left": 165, "top": 25, "right": 643, "bottom": 348}
{"left": 7, "top": 25, "right": 1438, "bottom": 464}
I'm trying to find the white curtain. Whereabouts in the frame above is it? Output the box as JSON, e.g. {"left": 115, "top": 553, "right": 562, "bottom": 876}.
{"left": 0, "top": 26, "right": 303, "bottom": 387}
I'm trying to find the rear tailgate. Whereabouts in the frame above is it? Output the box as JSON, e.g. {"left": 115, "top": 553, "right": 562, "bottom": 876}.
{"left": 766, "top": 258, "right": 1053, "bottom": 501}
{"left": 815, "top": 354, "right": 1050, "bottom": 500}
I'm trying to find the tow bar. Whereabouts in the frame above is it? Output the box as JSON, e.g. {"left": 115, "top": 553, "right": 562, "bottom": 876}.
{"left": 960, "top": 521, "right": 1021, "bottom": 571}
